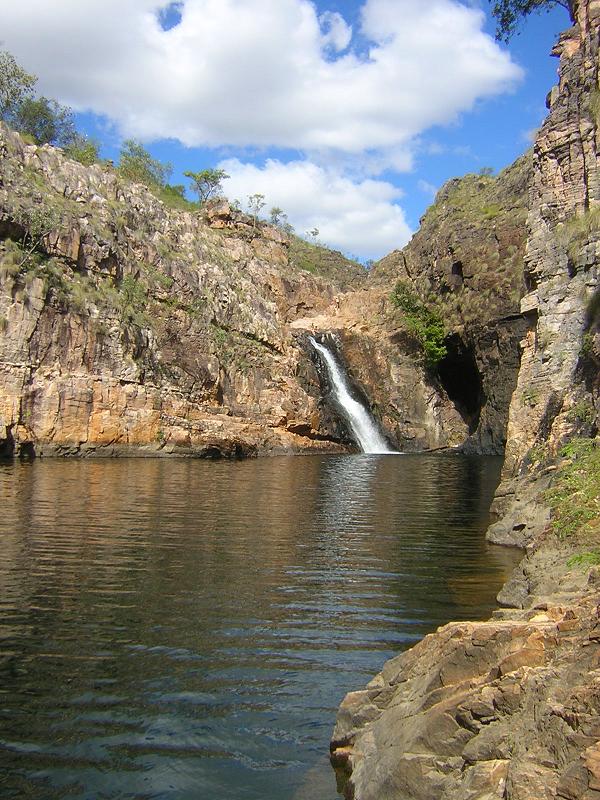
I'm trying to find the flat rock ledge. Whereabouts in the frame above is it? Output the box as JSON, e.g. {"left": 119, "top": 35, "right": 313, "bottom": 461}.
{"left": 331, "top": 569, "right": 600, "bottom": 800}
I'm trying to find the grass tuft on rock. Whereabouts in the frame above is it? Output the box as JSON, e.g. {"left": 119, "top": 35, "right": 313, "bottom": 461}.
{"left": 547, "top": 438, "right": 600, "bottom": 539}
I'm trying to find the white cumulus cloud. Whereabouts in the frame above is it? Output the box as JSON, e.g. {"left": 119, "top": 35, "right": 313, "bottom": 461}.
{"left": 319, "top": 10, "right": 353, "bottom": 51}
{"left": 0, "top": 0, "right": 521, "bottom": 157}
{"left": 219, "top": 158, "right": 412, "bottom": 259}
{"left": 0, "top": 0, "right": 522, "bottom": 257}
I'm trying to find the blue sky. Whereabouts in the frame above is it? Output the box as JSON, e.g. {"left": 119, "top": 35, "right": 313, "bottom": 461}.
{"left": 0, "top": 0, "right": 569, "bottom": 260}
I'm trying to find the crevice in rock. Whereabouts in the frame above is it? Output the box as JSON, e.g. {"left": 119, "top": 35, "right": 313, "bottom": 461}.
{"left": 437, "top": 334, "right": 484, "bottom": 434}
{"left": 0, "top": 219, "right": 27, "bottom": 243}
{"left": 0, "top": 424, "right": 15, "bottom": 459}
{"left": 451, "top": 260, "right": 463, "bottom": 278}
{"left": 524, "top": 270, "right": 538, "bottom": 293}
{"left": 18, "top": 441, "right": 36, "bottom": 461}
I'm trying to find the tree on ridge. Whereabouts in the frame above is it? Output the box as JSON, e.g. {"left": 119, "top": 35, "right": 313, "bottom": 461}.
{"left": 489, "top": 0, "right": 575, "bottom": 41}
{"left": 184, "top": 169, "right": 230, "bottom": 204}
{"left": 0, "top": 49, "right": 36, "bottom": 120}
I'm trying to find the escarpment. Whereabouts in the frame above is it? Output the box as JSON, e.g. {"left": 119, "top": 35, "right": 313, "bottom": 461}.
{"left": 367, "top": 152, "right": 532, "bottom": 454}
{"left": 0, "top": 123, "right": 372, "bottom": 457}
{"left": 501, "top": 4, "right": 600, "bottom": 481}
{"left": 292, "top": 155, "right": 532, "bottom": 453}
{"left": 488, "top": 0, "right": 600, "bottom": 547}
{"left": 0, "top": 117, "right": 532, "bottom": 459}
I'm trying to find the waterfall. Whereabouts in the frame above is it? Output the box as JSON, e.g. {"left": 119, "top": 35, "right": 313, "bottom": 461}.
{"left": 309, "top": 336, "right": 395, "bottom": 455}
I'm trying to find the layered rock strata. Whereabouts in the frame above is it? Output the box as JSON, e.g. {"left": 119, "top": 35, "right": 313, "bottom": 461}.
{"left": 0, "top": 121, "right": 502, "bottom": 458}
{"left": 367, "top": 153, "right": 532, "bottom": 454}
{"left": 292, "top": 289, "right": 470, "bottom": 452}
{"left": 0, "top": 125, "right": 361, "bottom": 457}
{"left": 331, "top": 564, "right": 600, "bottom": 800}
{"left": 491, "top": 0, "right": 600, "bottom": 527}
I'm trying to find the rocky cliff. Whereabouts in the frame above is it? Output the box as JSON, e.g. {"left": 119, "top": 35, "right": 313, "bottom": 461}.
{"left": 1, "top": 116, "right": 524, "bottom": 459}
{"left": 487, "top": 0, "right": 600, "bottom": 548}
{"left": 0, "top": 123, "right": 375, "bottom": 457}
{"left": 332, "top": 559, "right": 600, "bottom": 800}
{"left": 500, "top": 4, "right": 600, "bottom": 481}
{"left": 331, "top": 1, "right": 600, "bottom": 797}
{"left": 370, "top": 153, "right": 532, "bottom": 454}
{"left": 291, "top": 155, "right": 532, "bottom": 454}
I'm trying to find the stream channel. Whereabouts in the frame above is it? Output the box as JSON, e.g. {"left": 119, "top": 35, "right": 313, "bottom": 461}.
{"left": 0, "top": 454, "right": 519, "bottom": 799}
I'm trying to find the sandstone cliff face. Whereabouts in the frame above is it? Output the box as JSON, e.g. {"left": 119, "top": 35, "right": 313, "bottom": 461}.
{"left": 288, "top": 158, "right": 533, "bottom": 454}
{"left": 496, "top": 0, "right": 600, "bottom": 501}
{"left": 0, "top": 122, "right": 489, "bottom": 458}
{"left": 0, "top": 124, "right": 368, "bottom": 457}
{"left": 331, "top": 565, "right": 600, "bottom": 800}
{"left": 291, "top": 288, "right": 470, "bottom": 453}
{"left": 368, "top": 154, "right": 532, "bottom": 454}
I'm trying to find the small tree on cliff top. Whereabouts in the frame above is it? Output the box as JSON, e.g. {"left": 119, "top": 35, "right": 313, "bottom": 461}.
{"left": 0, "top": 50, "right": 36, "bottom": 120}
{"left": 118, "top": 139, "right": 172, "bottom": 189}
{"left": 489, "top": 0, "right": 575, "bottom": 42}
{"left": 11, "top": 95, "right": 76, "bottom": 146}
{"left": 184, "top": 168, "right": 230, "bottom": 204}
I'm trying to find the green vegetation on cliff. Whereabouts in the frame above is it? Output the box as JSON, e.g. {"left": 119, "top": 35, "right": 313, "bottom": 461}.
{"left": 288, "top": 235, "right": 366, "bottom": 290}
{"left": 547, "top": 437, "right": 600, "bottom": 540}
{"left": 489, "top": 0, "right": 574, "bottom": 42}
{"left": 373, "top": 153, "right": 531, "bottom": 332}
{"left": 391, "top": 281, "right": 447, "bottom": 366}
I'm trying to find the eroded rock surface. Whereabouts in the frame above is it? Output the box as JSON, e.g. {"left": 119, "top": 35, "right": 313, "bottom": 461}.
{"left": 366, "top": 149, "right": 532, "bottom": 454}
{"left": 494, "top": 0, "right": 600, "bottom": 515}
{"left": 331, "top": 575, "right": 600, "bottom": 800}
{"left": 331, "top": 2, "right": 600, "bottom": 796}
{"left": 0, "top": 121, "right": 500, "bottom": 458}
{"left": 0, "top": 124, "right": 361, "bottom": 457}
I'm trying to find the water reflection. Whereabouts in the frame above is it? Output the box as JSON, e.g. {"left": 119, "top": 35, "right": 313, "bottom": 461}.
{"left": 0, "top": 455, "right": 518, "bottom": 800}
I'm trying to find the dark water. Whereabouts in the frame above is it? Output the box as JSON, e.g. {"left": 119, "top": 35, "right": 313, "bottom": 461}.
{"left": 0, "top": 454, "right": 518, "bottom": 800}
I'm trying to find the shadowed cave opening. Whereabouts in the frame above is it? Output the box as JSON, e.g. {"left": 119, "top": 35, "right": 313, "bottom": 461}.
{"left": 437, "top": 335, "right": 484, "bottom": 434}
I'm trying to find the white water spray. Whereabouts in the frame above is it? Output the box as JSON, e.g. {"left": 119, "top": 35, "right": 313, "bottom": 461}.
{"left": 309, "top": 336, "right": 394, "bottom": 454}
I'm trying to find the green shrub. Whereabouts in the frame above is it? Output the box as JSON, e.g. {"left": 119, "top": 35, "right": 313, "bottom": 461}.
{"left": 391, "top": 281, "right": 447, "bottom": 366}
{"left": 11, "top": 95, "right": 75, "bottom": 146}
{"left": 567, "top": 400, "right": 596, "bottom": 425}
{"left": 556, "top": 207, "right": 600, "bottom": 264}
{"left": 211, "top": 323, "right": 229, "bottom": 346}
{"left": 482, "top": 203, "right": 501, "bottom": 219}
{"left": 588, "top": 87, "right": 600, "bottom": 124}
{"left": 522, "top": 387, "right": 539, "bottom": 407}
{"left": 119, "top": 274, "right": 150, "bottom": 326}
{"left": 63, "top": 134, "right": 100, "bottom": 166}
{"left": 118, "top": 139, "right": 171, "bottom": 189}
{"left": 581, "top": 331, "right": 595, "bottom": 359}
{"left": 158, "top": 184, "right": 197, "bottom": 211}
{"left": 546, "top": 438, "right": 600, "bottom": 539}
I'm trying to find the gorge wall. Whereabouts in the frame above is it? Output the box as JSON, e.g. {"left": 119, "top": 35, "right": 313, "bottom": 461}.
{"left": 489, "top": 0, "right": 600, "bottom": 546}
{"left": 0, "top": 116, "right": 528, "bottom": 459}
{"left": 370, "top": 152, "right": 532, "bottom": 454}
{"left": 330, "top": 1, "right": 600, "bottom": 798}
{"left": 0, "top": 124, "right": 368, "bottom": 458}
{"left": 292, "top": 154, "right": 532, "bottom": 453}
{"left": 1, "top": 1, "right": 599, "bottom": 797}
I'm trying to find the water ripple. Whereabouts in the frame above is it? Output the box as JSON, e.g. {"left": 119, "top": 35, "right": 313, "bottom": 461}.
{"left": 0, "top": 454, "right": 518, "bottom": 799}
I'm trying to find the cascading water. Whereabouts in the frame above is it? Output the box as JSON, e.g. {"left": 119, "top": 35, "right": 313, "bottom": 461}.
{"left": 309, "top": 336, "right": 395, "bottom": 454}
